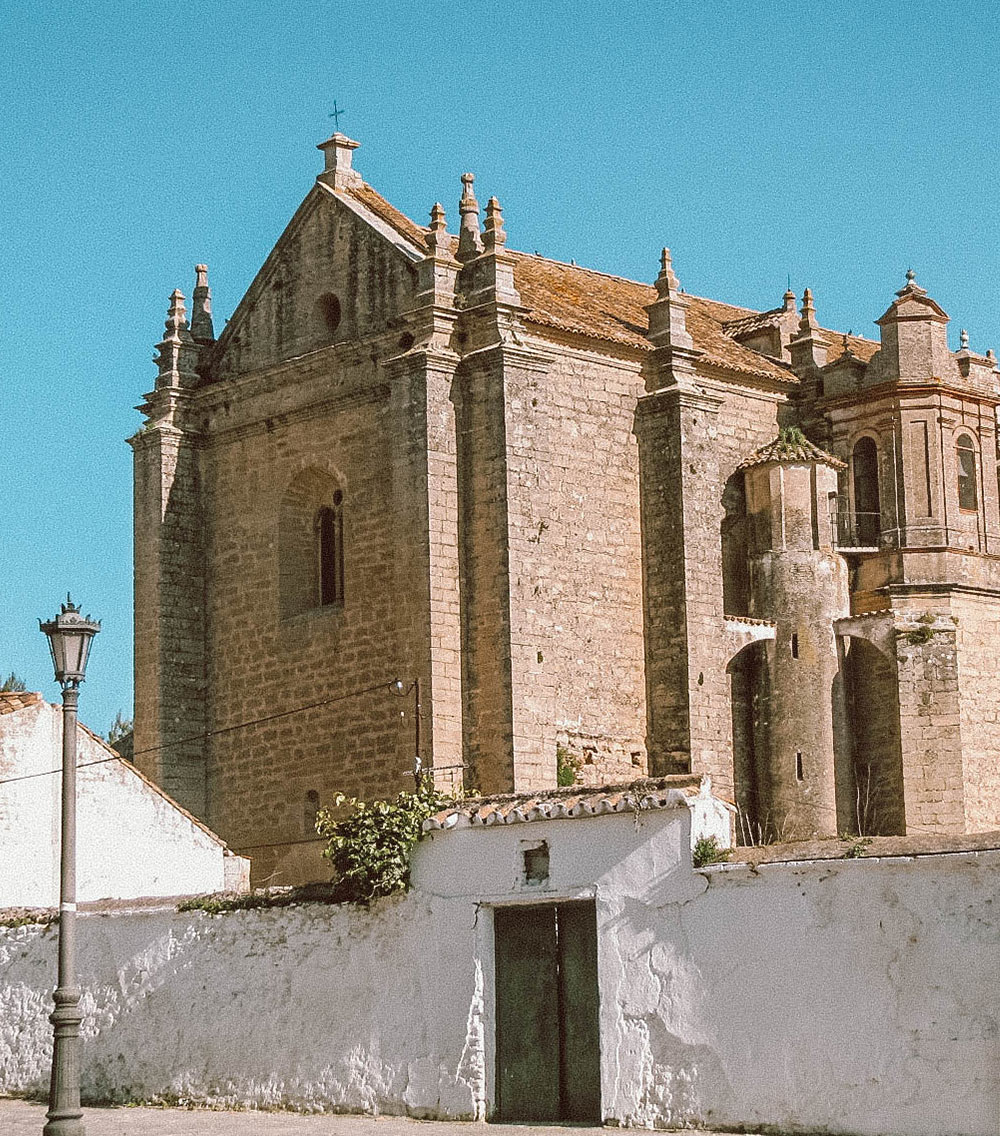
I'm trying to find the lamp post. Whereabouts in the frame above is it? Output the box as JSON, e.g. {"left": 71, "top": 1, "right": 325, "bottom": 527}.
{"left": 39, "top": 596, "right": 100, "bottom": 1136}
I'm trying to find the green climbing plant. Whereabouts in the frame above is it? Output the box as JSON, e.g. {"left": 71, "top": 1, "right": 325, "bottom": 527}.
{"left": 315, "top": 780, "right": 453, "bottom": 905}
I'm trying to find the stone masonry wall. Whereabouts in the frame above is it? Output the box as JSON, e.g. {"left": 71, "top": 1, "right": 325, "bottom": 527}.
{"left": 176, "top": 193, "right": 436, "bottom": 884}
{"left": 844, "top": 636, "right": 906, "bottom": 836}
{"left": 892, "top": 605, "right": 966, "bottom": 833}
{"left": 131, "top": 424, "right": 207, "bottom": 816}
{"left": 952, "top": 591, "right": 1000, "bottom": 831}
{"left": 638, "top": 378, "right": 782, "bottom": 792}
{"left": 454, "top": 352, "right": 516, "bottom": 795}
{"left": 200, "top": 373, "right": 408, "bottom": 885}
{"left": 502, "top": 339, "right": 648, "bottom": 790}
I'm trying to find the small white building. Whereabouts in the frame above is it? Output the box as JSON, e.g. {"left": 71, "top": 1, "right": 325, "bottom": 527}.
{"left": 0, "top": 692, "right": 248, "bottom": 907}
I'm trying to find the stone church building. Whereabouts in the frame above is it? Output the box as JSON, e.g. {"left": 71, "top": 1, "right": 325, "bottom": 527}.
{"left": 131, "top": 132, "right": 1000, "bottom": 879}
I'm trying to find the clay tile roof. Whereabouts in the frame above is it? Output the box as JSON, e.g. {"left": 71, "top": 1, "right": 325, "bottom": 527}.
{"left": 509, "top": 253, "right": 796, "bottom": 383}
{"left": 821, "top": 331, "right": 880, "bottom": 367}
{"left": 722, "top": 308, "right": 784, "bottom": 337}
{"left": 738, "top": 433, "right": 846, "bottom": 471}
{"left": 334, "top": 189, "right": 869, "bottom": 385}
{"left": 423, "top": 774, "right": 706, "bottom": 831}
{"left": 346, "top": 183, "right": 429, "bottom": 251}
{"left": 0, "top": 691, "right": 42, "bottom": 715}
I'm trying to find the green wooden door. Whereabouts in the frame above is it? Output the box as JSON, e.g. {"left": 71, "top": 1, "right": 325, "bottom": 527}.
{"left": 493, "top": 901, "right": 600, "bottom": 1123}
{"left": 557, "top": 902, "right": 602, "bottom": 1122}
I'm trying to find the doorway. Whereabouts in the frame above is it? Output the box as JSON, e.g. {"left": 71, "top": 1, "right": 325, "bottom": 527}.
{"left": 493, "top": 901, "right": 601, "bottom": 1123}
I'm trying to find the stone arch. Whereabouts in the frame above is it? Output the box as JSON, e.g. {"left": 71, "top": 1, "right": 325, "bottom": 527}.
{"left": 726, "top": 641, "right": 769, "bottom": 845}
{"left": 278, "top": 466, "right": 344, "bottom": 619}
{"left": 840, "top": 634, "right": 904, "bottom": 836}
{"left": 851, "top": 434, "right": 881, "bottom": 547}
{"left": 955, "top": 429, "right": 979, "bottom": 513}
{"left": 720, "top": 470, "right": 750, "bottom": 616}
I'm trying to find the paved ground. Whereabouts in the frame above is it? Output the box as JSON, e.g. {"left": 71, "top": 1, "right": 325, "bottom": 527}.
{"left": 0, "top": 1099, "right": 761, "bottom": 1135}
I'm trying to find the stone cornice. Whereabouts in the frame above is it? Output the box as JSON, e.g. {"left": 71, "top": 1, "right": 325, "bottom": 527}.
{"left": 636, "top": 383, "right": 725, "bottom": 418}
{"left": 201, "top": 383, "right": 390, "bottom": 449}
{"left": 458, "top": 339, "right": 554, "bottom": 375}
{"left": 821, "top": 378, "right": 1000, "bottom": 410}
{"left": 195, "top": 338, "right": 388, "bottom": 410}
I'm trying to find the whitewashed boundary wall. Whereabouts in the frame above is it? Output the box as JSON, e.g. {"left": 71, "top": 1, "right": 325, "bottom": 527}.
{"left": 1, "top": 805, "right": 997, "bottom": 1135}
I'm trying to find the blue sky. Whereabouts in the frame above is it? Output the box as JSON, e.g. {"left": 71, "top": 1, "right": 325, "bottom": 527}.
{"left": 2, "top": 1, "right": 998, "bottom": 735}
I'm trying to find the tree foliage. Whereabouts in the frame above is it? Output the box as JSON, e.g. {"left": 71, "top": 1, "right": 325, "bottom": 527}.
{"left": 315, "top": 780, "right": 452, "bottom": 905}
{"left": 107, "top": 711, "right": 133, "bottom": 744}
{"left": 0, "top": 672, "right": 27, "bottom": 693}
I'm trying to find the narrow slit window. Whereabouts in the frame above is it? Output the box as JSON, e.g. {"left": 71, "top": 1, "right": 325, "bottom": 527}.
{"left": 795, "top": 752, "right": 804, "bottom": 782}
{"left": 791, "top": 633, "right": 799, "bottom": 659}
{"left": 304, "top": 789, "right": 320, "bottom": 835}
{"left": 316, "top": 490, "right": 344, "bottom": 606}
{"left": 957, "top": 434, "right": 978, "bottom": 512}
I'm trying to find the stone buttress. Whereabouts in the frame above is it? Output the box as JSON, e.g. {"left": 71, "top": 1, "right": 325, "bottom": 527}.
{"left": 636, "top": 251, "right": 731, "bottom": 790}
{"left": 129, "top": 275, "right": 213, "bottom": 815}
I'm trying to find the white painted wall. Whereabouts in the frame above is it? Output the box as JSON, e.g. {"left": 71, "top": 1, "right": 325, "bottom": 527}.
{"left": 1, "top": 799, "right": 997, "bottom": 1136}
{"left": 0, "top": 698, "right": 247, "bottom": 906}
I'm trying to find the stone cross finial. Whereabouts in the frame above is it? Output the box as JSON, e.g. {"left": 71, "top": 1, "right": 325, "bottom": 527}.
{"left": 426, "top": 202, "right": 453, "bottom": 255}
{"left": 799, "top": 288, "right": 819, "bottom": 331}
{"left": 896, "top": 267, "right": 927, "bottom": 298}
{"left": 646, "top": 247, "right": 694, "bottom": 352}
{"left": 154, "top": 287, "right": 198, "bottom": 388}
{"left": 654, "top": 247, "right": 681, "bottom": 298}
{"left": 960, "top": 328, "right": 970, "bottom": 351}
{"left": 165, "top": 290, "right": 189, "bottom": 336}
{"left": 484, "top": 196, "right": 506, "bottom": 251}
{"left": 190, "top": 264, "right": 215, "bottom": 343}
{"left": 458, "top": 172, "right": 483, "bottom": 259}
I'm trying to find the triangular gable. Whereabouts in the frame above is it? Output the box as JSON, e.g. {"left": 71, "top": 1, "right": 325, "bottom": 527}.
{"left": 207, "top": 183, "right": 424, "bottom": 382}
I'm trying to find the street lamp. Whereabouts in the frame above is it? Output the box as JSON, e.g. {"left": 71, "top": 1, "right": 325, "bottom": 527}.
{"left": 38, "top": 596, "right": 100, "bottom": 1136}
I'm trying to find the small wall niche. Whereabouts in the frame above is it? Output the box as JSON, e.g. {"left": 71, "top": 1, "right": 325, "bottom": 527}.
{"left": 313, "top": 292, "right": 342, "bottom": 339}
{"left": 521, "top": 840, "right": 550, "bottom": 885}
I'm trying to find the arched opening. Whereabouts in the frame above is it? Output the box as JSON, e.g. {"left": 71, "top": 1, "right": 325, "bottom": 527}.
{"left": 956, "top": 433, "right": 978, "bottom": 512}
{"left": 721, "top": 472, "right": 750, "bottom": 616}
{"left": 728, "top": 641, "right": 770, "bottom": 845}
{"left": 278, "top": 468, "right": 344, "bottom": 618}
{"left": 852, "top": 437, "right": 881, "bottom": 547}
{"left": 313, "top": 292, "right": 342, "bottom": 340}
{"left": 842, "top": 637, "right": 904, "bottom": 836}
{"left": 316, "top": 490, "right": 344, "bottom": 607}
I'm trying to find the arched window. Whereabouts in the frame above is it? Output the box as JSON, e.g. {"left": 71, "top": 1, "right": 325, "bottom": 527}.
{"left": 278, "top": 469, "right": 344, "bottom": 618}
{"left": 957, "top": 433, "right": 978, "bottom": 512}
{"left": 852, "top": 437, "right": 881, "bottom": 547}
{"left": 316, "top": 489, "right": 344, "bottom": 606}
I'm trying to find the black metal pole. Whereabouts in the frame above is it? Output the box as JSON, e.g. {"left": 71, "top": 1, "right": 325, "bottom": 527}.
{"left": 44, "top": 683, "right": 84, "bottom": 1136}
